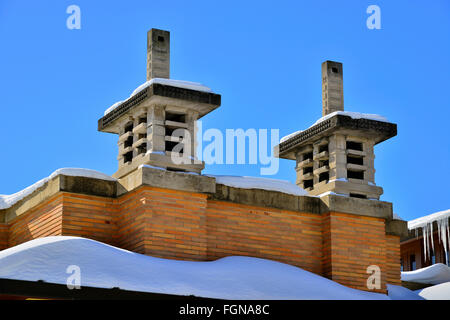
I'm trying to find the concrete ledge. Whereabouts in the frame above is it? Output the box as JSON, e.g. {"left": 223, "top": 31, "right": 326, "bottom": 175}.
{"left": 113, "top": 152, "right": 205, "bottom": 179}
{"left": 118, "top": 166, "right": 216, "bottom": 194}
{"left": 210, "top": 184, "right": 325, "bottom": 214}
{"left": 1, "top": 175, "right": 119, "bottom": 223}
{"left": 386, "top": 220, "right": 409, "bottom": 238}
{"left": 320, "top": 194, "right": 393, "bottom": 219}
{"left": 59, "top": 175, "right": 117, "bottom": 198}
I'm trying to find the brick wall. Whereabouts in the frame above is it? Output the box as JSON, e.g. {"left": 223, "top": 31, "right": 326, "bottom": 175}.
{"left": 8, "top": 195, "right": 64, "bottom": 247}
{"left": 386, "top": 235, "right": 401, "bottom": 285}
{"left": 1, "top": 187, "right": 401, "bottom": 292}
{"left": 61, "top": 193, "right": 117, "bottom": 246}
{"left": 0, "top": 223, "right": 8, "bottom": 250}
{"left": 115, "top": 186, "right": 208, "bottom": 260}
{"left": 205, "top": 200, "right": 323, "bottom": 274}
{"left": 322, "top": 212, "right": 387, "bottom": 292}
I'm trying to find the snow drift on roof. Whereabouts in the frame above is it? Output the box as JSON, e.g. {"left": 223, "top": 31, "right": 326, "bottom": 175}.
{"left": 0, "top": 236, "right": 389, "bottom": 300}
{"left": 386, "top": 284, "right": 424, "bottom": 300}
{"left": 279, "top": 111, "right": 390, "bottom": 143}
{"left": 104, "top": 78, "right": 213, "bottom": 115}
{"left": 209, "top": 175, "right": 308, "bottom": 196}
{"left": 417, "top": 282, "right": 450, "bottom": 300}
{"left": 0, "top": 168, "right": 116, "bottom": 210}
{"left": 401, "top": 263, "right": 450, "bottom": 285}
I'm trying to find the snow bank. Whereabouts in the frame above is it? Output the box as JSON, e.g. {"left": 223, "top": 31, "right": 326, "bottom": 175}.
{"left": 408, "top": 209, "right": 450, "bottom": 264}
{"left": 417, "top": 282, "right": 450, "bottom": 300}
{"left": 0, "top": 168, "right": 116, "bottom": 210}
{"left": 0, "top": 236, "right": 389, "bottom": 300}
{"left": 386, "top": 284, "right": 424, "bottom": 300}
{"left": 279, "top": 111, "right": 390, "bottom": 143}
{"left": 209, "top": 175, "right": 308, "bottom": 196}
{"left": 104, "top": 78, "right": 213, "bottom": 115}
{"left": 401, "top": 263, "right": 450, "bottom": 285}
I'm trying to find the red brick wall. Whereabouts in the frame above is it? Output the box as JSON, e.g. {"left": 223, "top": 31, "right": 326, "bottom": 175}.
{"left": 61, "top": 193, "right": 117, "bottom": 246}
{"left": 401, "top": 233, "right": 448, "bottom": 271}
{"left": 205, "top": 200, "right": 323, "bottom": 274}
{"left": 114, "top": 187, "right": 323, "bottom": 273}
{"left": 8, "top": 195, "right": 64, "bottom": 247}
{"left": 386, "top": 235, "right": 401, "bottom": 285}
{"left": 322, "top": 212, "right": 387, "bottom": 292}
{"left": 0, "top": 223, "right": 8, "bottom": 250}
{"left": 1, "top": 187, "right": 401, "bottom": 292}
{"left": 115, "top": 186, "right": 208, "bottom": 259}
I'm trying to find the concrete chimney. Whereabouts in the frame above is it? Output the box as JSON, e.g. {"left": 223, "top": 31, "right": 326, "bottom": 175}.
{"left": 322, "top": 61, "right": 344, "bottom": 116}
{"left": 147, "top": 28, "right": 170, "bottom": 80}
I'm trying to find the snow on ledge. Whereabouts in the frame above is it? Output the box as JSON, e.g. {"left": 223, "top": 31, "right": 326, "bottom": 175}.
{"left": 280, "top": 111, "right": 390, "bottom": 143}
{"left": 0, "top": 236, "right": 389, "bottom": 300}
{"left": 279, "top": 130, "right": 303, "bottom": 143}
{"left": 208, "top": 175, "right": 308, "bottom": 196}
{"left": 401, "top": 263, "right": 450, "bottom": 285}
{"left": 104, "top": 78, "right": 213, "bottom": 115}
{"left": 0, "top": 168, "right": 116, "bottom": 210}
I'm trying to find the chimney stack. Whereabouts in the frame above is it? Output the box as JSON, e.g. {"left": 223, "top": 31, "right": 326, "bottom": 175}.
{"left": 322, "top": 61, "right": 344, "bottom": 116}
{"left": 147, "top": 28, "right": 170, "bottom": 80}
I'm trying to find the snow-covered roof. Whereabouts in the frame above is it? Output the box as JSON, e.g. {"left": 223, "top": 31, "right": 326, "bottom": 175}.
{"left": 280, "top": 111, "right": 390, "bottom": 143}
{"left": 209, "top": 175, "right": 308, "bottom": 196}
{"left": 0, "top": 168, "right": 116, "bottom": 210}
{"left": 104, "top": 78, "right": 213, "bottom": 115}
{"left": 416, "top": 281, "right": 450, "bottom": 300}
{"left": 408, "top": 209, "right": 450, "bottom": 230}
{"left": 407, "top": 209, "right": 450, "bottom": 264}
{"left": 0, "top": 236, "right": 389, "bottom": 300}
{"left": 386, "top": 284, "right": 424, "bottom": 300}
{"left": 401, "top": 263, "right": 450, "bottom": 285}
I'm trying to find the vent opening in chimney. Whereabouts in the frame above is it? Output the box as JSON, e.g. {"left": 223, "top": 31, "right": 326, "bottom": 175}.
{"left": 350, "top": 193, "right": 367, "bottom": 199}
{"left": 319, "top": 172, "right": 329, "bottom": 183}
{"left": 347, "top": 170, "right": 364, "bottom": 180}
{"left": 124, "top": 151, "right": 133, "bottom": 163}
{"left": 124, "top": 135, "right": 133, "bottom": 148}
{"left": 303, "top": 180, "right": 313, "bottom": 189}
{"left": 347, "top": 155, "right": 364, "bottom": 165}
{"left": 346, "top": 141, "right": 363, "bottom": 151}
{"left": 303, "top": 167, "right": 313, "bottom": 175}
{"left": 125, "top": 123, "right": 133, "bottom": 133}
{"left": 166, "top": 112, "right": 186, "bottom": 123}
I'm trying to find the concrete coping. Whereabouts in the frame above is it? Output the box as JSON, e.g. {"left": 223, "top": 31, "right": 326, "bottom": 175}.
{"left": 0, "top": 175, "right": 118, "bottom": 224}
{"left": 0, "top": 167, "right": 407, "bottom": 238}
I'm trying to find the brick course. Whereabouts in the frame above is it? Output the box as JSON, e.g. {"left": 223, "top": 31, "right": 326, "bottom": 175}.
{"left": 0, "top": 187, "right": 401, "bottom": 293}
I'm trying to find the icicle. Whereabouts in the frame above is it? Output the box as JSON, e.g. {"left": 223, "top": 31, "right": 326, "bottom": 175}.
{"left": 430, "top": 222, "right": 435, "bottom": 256}
{"left": 437, "top": 220, "right": 442, "bottom": 243}
{"left": 422, "top": 225, "right": 429, "bottom": 261}
{"left": 444, "top": 218, "right": 449, "bottom": 265}
{"left": 437, "top": 217, "right": 449, "bottom": 266}
{"left": 408, "top": 210, "right": 450, "bottom": 265}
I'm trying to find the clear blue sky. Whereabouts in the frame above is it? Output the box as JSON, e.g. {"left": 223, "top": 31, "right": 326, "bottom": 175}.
{"left": 0, "top": 0, "right": 449, "bottom": 221}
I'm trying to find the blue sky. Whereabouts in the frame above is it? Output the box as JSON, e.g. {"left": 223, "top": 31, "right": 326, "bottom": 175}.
{"left": 0, "top": 0, "right": 449, "bottom": 221}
